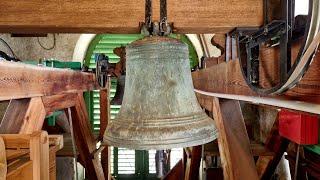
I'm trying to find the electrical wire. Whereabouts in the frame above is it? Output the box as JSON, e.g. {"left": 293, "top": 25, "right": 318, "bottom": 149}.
{"left": 37, "top": 34, "right": 56, "bottom": 50}
{"left": 0, "top": 37, "right": 17, "bottom": 59}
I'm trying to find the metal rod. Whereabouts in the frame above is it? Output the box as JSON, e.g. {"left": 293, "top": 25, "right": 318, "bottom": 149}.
{"left": 160, "top": 0, "right": 167, "bottom": 23}
{"left": 145, "top": 0, "right": 152, "bottom": 30}
{"left": 68, "top": 108, "right": 79, "bottom": 180}
{"left": 293, "top": 145, "right": 300, "bottom": 180}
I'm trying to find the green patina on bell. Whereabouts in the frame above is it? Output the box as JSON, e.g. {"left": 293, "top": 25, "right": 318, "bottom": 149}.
{"left": 104, "top": 36, "right": 218, "bottom": 150}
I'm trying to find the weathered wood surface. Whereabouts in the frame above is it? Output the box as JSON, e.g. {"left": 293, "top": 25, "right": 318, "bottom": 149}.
{"left": 30, "top": 131, "right": 49, "bottom": 180}
{"left": 42, "top": 93, "right": 77, "bottom": 114}
{"left": 192, "top": 48, "right": 320, "bottom": 104}
{"left": 0, "top": 0, "right": 263, "bottom": 33}
{"left": 212, "top": 98, "right": 258, "bottom": 180}
{"left": 184, "top": 146, "right": 202, "bottom": 180}
{"left": 19, "top": 97, "right": 47, "bottom": 134}
{"left": 71, "top": 93, "right": 104, "bottom": 180}
{"left": 0, "top": 61, "right": 98, "bottom": 101}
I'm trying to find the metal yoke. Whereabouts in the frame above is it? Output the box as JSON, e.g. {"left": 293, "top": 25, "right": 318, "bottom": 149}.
{"left": 141, "top": 0, "right": 172, "bottom": 36}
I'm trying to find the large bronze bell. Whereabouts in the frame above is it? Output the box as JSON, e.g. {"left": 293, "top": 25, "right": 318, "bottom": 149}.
{"left": 104, "top": 36, "right": 218, "bottom": 150}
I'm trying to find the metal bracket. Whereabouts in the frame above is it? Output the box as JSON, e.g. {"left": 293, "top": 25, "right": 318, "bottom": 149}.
{"left": 95, "top": 53, "right": 109, "bottom": 88}
{"left": 141, "top": 0, "right": 172, "bottom": 36}
{"left": 233, "top": 0, "right": 319, "bottom": 95}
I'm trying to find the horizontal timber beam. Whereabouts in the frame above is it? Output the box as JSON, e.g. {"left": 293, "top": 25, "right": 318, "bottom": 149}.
{"left": 0, "top": 0, "right": 263, "bottom": 34}
{"left": 192, "top": 48, "right": 320, "bottom": 113}
{"left": 0, "top": 61, "right": 98, "bottom": 101}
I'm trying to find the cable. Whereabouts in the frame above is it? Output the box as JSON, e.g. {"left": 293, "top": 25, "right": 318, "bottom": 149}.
{"left": 0, "top": 37, "right": 17, "bottom": 59}
{"left": 37, "top": 34, "right": 56, "bottom": 50}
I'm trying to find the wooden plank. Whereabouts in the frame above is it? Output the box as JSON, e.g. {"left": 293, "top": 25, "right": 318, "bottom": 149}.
{"left": 6, "top": 149, "right": 29, "bottom": 161}
{"left": 0, "top": 137, "right": 6, "bottom": 180}
{"left": 71, "top": 93, "right": 105, "bottom": 180}
{"left": 99, "top": 89, "right": 109, "bottom": 140}
{"left": 30, "top": 131, "right": 49, "bottom": 180}
{"left": 99, "top": 87, "right": 111, "bottom": 180}
{"left": 0, "top": 134, "right": 31, "bottom": 149}
{"left": 0, "top": 61, "right": 98, "bottom": 101}
{"left": 0, "top": 0, "right": 263, "bottom": 34}
{"left": 192, "top": 46, "right": 320, "bottom": 104}
{"left": 212, "top": 98, "right": 258, "bottom": 180}
{"left": 0, "top": 98, "right": 30, "bottom": 134}
{"left": 6, "top": 159, "right": 33, "bottom": 180}
{"left": 19, "top": 97, "right": 46, "bottom": 134}
{"left": 42, "top": 93, "right": 77, "bottom": 114}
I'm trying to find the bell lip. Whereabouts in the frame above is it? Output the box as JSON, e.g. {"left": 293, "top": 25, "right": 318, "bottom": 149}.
{"left": 103, "top": 115, "right": 219, "bottom": 150}
{"left": 103, "top": 130, "right": 218, "bottom": 150}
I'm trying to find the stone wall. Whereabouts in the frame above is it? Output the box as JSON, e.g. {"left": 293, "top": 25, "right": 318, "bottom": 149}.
{"left": 0, "top": 33, "right": 80, "bottom": 61}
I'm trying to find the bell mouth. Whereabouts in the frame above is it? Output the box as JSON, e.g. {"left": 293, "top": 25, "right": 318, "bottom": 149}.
{"left": 103, "top": 113, "right": 218, "bottom": 150}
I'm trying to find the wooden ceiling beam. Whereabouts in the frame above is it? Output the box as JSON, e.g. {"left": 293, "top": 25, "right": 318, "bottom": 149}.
{"left": 0, "top": 0, "right": 263, "bottom": 34}
{"left": 0, "top": 61, "right": 99, "bottom": 101}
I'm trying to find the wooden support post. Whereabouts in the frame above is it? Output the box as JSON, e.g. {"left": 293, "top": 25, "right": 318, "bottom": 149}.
{"left": 30, "top": 131, "right": 49, "bottom": 180}
{"left": 100, "top": 86, "right": 111, "bottom": 180}
{"left": 19, "top": 97, "right": 46, "bottom": 134}
{"left": 212, "top": 98, "right": 259, "bottom": 180}
{"left": 184, "top": 145, "right": 202, "bottom": 180}
{"left": 71, "top": 93, "right": 105, "bottom": 180}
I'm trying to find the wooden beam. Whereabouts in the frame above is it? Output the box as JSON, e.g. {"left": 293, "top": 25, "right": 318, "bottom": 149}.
{"left": 0, "top": 61, "right": 98, "bottom": 101}
{"left": 212, "top": 98, "right": 258, "bottom": 180}
{"left": 0, "top": 0, "right": 263, "bottom": 34}
{"left": 71, "top": 93, "right": 104, "bottom": 180}
{"left": 42, "top": 93, "right": 77, "bottom": 114}
{"left": 99, "top": 88, "right": 111, "bottom": 180}
{"left": 192, "top": 49, "right": 320, "bottom": 105}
